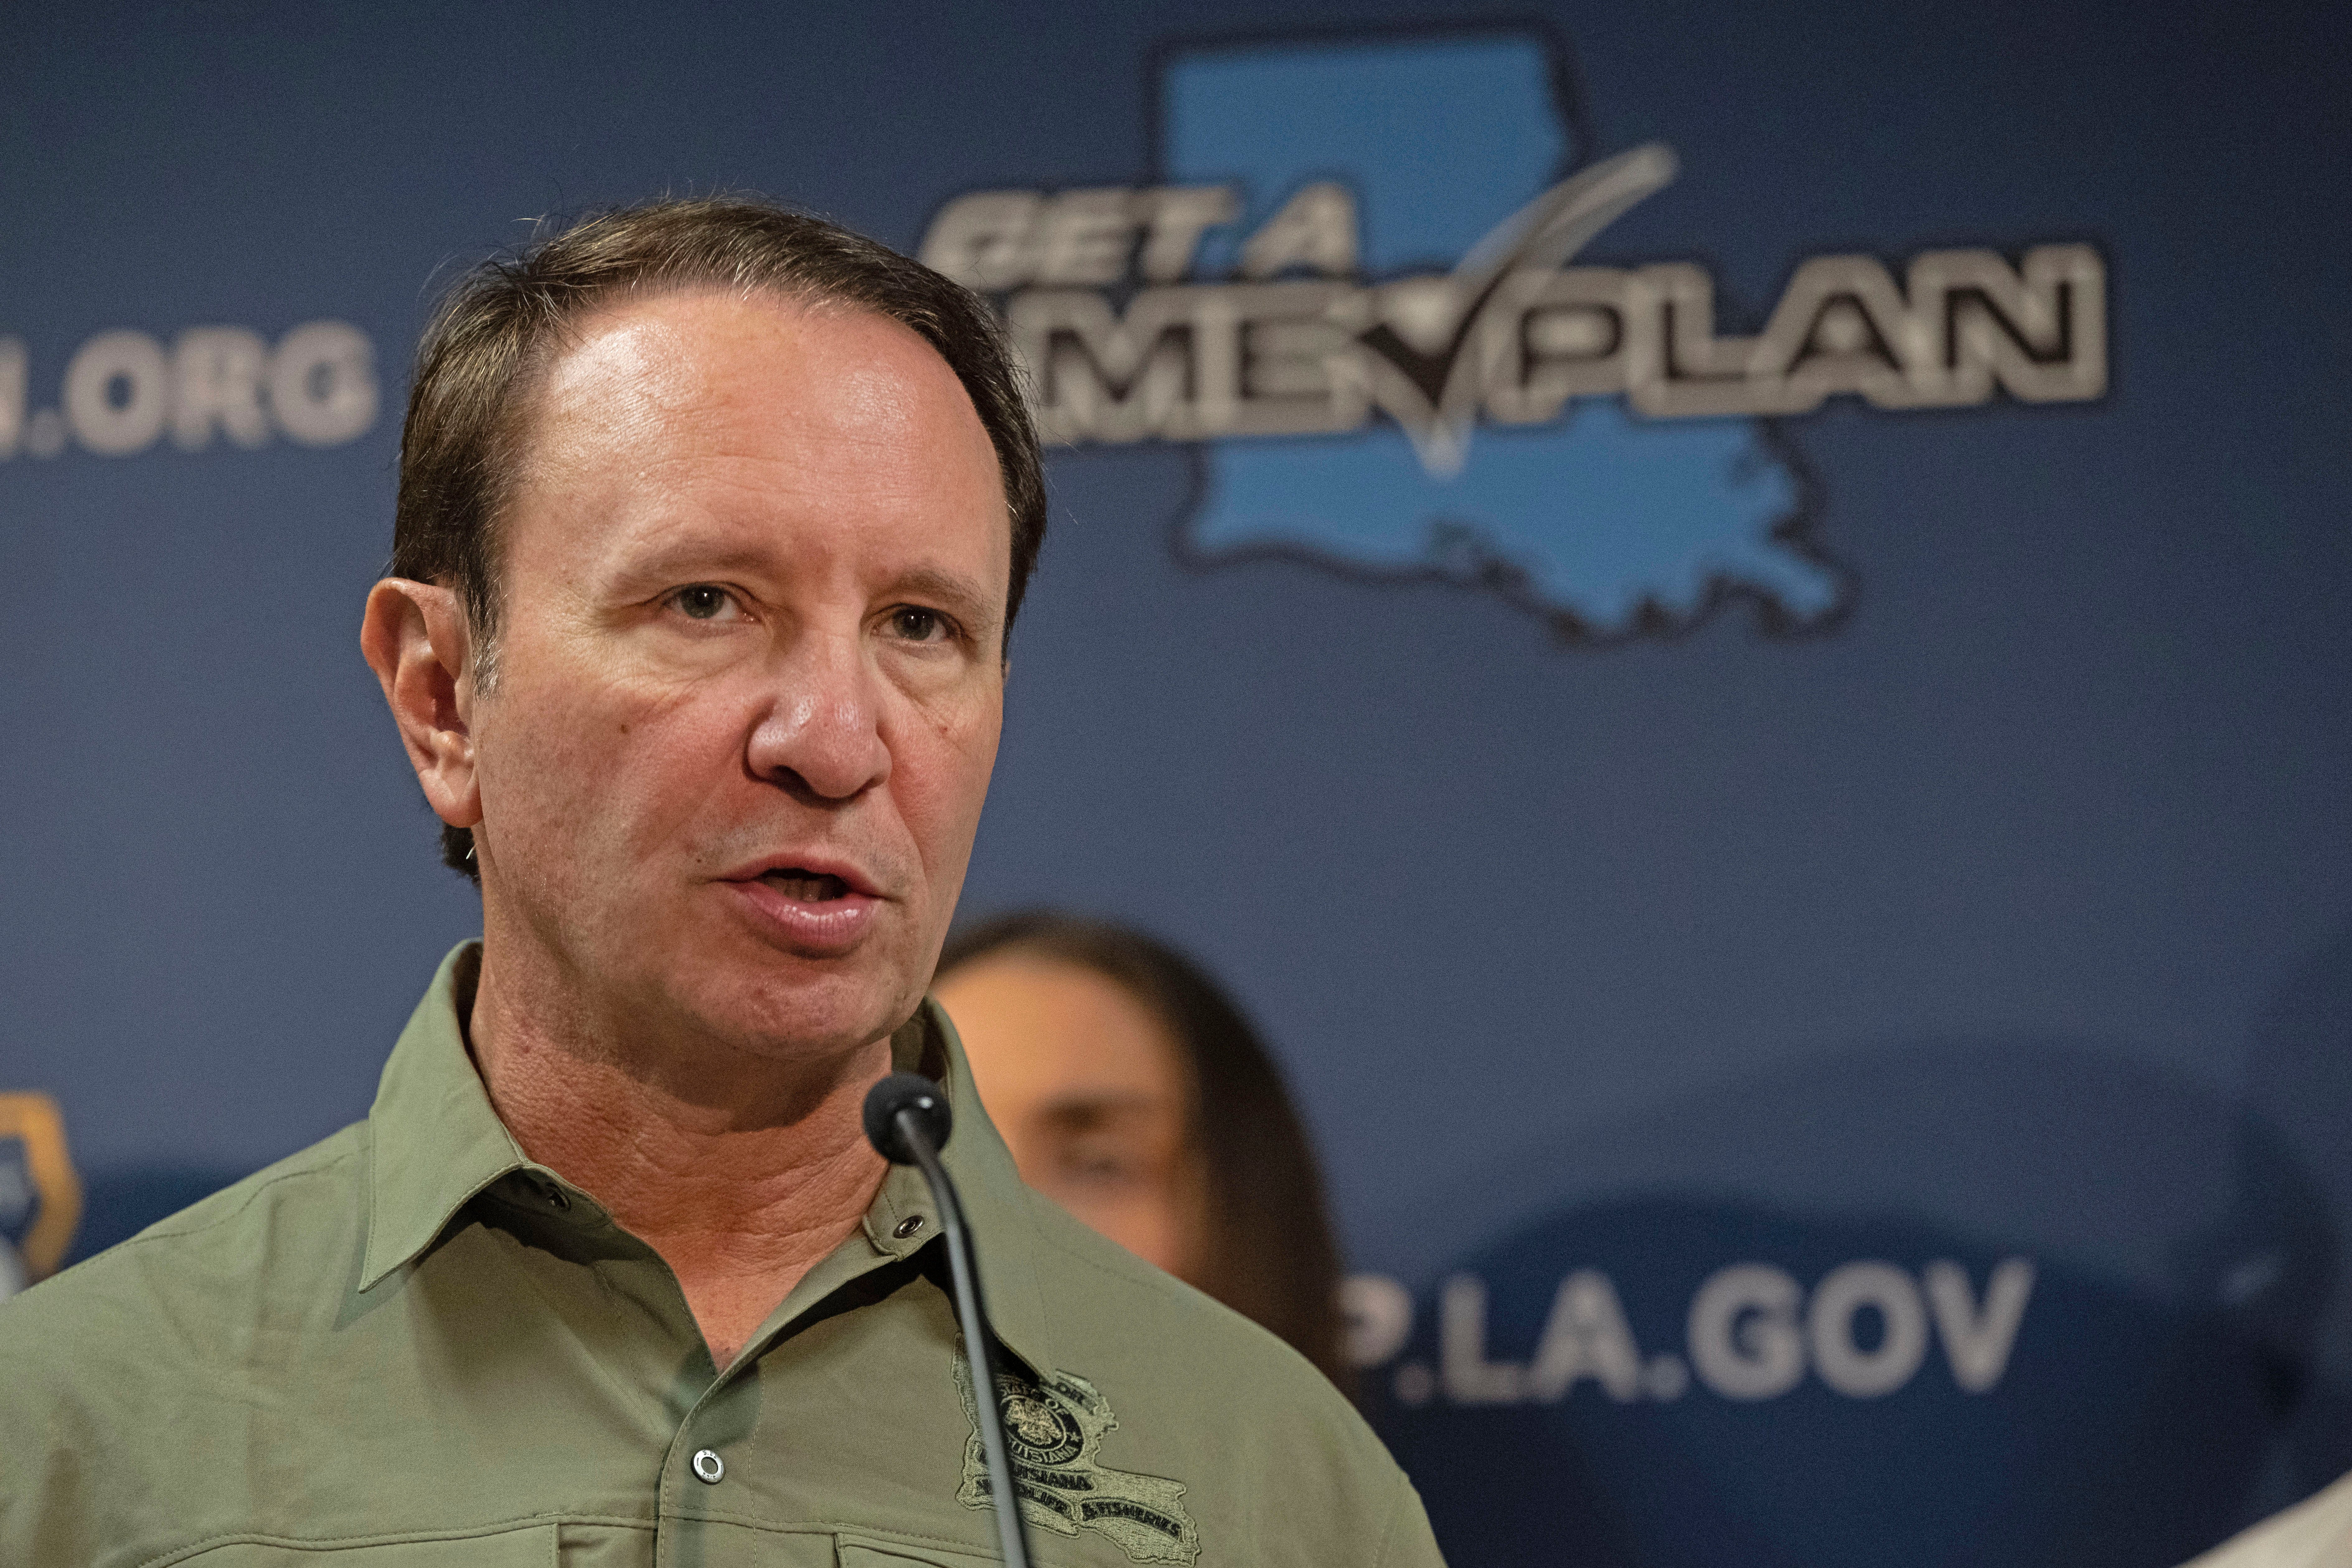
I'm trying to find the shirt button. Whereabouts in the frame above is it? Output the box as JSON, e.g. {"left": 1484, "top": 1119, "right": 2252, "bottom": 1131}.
{"left": 893, "top": 1215, "right": 927, "bottom": 1240}
{"left": 691, "top": 1448, "right": 725, "bottom": 1484}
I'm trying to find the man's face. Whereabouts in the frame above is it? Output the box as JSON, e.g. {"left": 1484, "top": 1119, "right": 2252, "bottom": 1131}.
{"left": 469, "top": 290, "right": 1010, "bottom": 1065}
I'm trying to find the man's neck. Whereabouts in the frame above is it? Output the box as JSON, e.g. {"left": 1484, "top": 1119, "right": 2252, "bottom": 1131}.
{"left": 463, "top": 943, "right": 894, "bottom": 1370}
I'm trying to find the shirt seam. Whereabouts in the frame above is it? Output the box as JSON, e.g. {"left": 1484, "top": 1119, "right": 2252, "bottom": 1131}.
{"left": 89, "top": 1145, "right": 365, "bottom": 1257}
{"left": 674, "top": 1513, "right": 996, "bottom": 1555}
{"left": 1027, "top": 1203, "right": 1348, "bottom": 1378}
{"left": 136, "top": 1512, "right": 585, "bottom": 1567}
{"left": 1023, "top": 1206, "right": 1190, "bottom": 1294}
{"left": 1369, "top": 1470, "right": 1412, "bottom": 1568}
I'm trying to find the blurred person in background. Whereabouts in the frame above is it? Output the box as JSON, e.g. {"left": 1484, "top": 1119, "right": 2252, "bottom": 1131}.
{"left": 933, "top": 910, "right": 1352, "bottom": 1392}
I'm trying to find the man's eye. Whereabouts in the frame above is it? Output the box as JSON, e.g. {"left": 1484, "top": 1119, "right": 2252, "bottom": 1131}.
{"left": 669, "top": 585, "right": 741, "bottom": 622}
{"left": 889, "top": 607, "right": 949, "bottom": 643}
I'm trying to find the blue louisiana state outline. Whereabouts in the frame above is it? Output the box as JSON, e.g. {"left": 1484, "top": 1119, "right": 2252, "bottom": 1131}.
{"left": 1158, "top": 32, "right": 1848, "bottom": 640}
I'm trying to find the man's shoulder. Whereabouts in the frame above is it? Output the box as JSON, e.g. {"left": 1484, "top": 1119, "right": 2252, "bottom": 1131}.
{"left": 1014, "top": 1187, "right": 1379, "bottom": 1444}
{"left": 2183, "top": 1467, "right": 2352, "bottom": 1566}
{"left": 1008, "top": 1194, "right": 1442, "bottom": 1566}
{"left": 0, "top": 1120, "right": 370, "bottom": 1367}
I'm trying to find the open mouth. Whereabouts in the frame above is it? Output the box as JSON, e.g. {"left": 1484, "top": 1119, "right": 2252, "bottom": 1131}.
{"left": 759, "top": 868, "right": 853, "bottom": 903}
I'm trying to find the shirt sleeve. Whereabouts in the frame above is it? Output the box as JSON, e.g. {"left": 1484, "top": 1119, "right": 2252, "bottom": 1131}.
{"left": 1371, "top": 1468, "right": 1450, "bottom": 1568}
{"left": 2178, "top": 1469, "right": 2352, "bottom": 1567}
{"left": 0, "top": 1298, "right": 97, "bottom": 1567}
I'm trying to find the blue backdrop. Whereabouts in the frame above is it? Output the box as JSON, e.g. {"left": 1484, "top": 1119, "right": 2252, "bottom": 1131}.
{"left": 3, "top": 4, "right": 2348, "bottom": 1565}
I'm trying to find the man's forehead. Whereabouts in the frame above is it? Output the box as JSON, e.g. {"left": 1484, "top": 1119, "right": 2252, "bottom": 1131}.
{"left": 530, "top": 289, "right": 964, "bottom": 441}
{"left": 501, "top": 288, "right": 1011, "bottom": 593}
{"left": 508, "top": 288, "right": 1004, "bottom": 511}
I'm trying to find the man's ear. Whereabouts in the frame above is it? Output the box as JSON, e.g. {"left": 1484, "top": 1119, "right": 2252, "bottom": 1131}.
{"left": 360, "top": 579, "right": 482, "bottom": 832}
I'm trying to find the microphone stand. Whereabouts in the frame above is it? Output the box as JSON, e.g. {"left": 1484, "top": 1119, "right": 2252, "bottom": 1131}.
{"left": 870, "top": 1076, "right": 1033, "bottom": 1568}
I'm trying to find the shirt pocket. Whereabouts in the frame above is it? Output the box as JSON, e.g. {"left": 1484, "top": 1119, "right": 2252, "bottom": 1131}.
{"left": 837, "top": 1539, "right": 1003, "bottom": 1568}
{"left": 185, "top": 1523, "right": 559, "bottom": 1566}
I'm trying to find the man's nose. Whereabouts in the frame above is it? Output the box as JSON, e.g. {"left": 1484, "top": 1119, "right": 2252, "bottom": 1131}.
{"left": 743, "top": 630, "right": 891, "bottom": 802}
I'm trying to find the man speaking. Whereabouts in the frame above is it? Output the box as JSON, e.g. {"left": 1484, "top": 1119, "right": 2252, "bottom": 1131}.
{"left": 0, "top": 200, "right": 1443, "bottom": 1568}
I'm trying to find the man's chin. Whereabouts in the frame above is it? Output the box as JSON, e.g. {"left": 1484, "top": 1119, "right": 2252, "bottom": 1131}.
{"left": 678, "top": 953, "right": 919, "bottom": 1067}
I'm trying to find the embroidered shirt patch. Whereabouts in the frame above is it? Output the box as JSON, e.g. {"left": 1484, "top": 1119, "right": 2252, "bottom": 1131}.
{"left": 955, "top": 1356, "right": 1201, "bottom": 1565}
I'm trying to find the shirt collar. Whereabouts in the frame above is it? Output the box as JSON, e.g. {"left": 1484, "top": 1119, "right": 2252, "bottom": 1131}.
{"left": 881, "top": 994, "right": 1059, "bottom": 1378}
{"left": 358, "top": 941, "right": 1058, "bottom": 1376}
{"left": 358, "top": 942, "right": 534, "bottom": 1292}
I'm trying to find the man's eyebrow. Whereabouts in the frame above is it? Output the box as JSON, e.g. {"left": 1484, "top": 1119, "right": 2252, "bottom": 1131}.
{"left": 615, "top": 539, "right": 781, "bottom": 584}
{"left": 889, "top": 566, "right": 1000, "bottom": 630}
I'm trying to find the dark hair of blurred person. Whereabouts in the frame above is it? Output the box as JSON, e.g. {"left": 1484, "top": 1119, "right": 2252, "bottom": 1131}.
{"left": 933, "top": 911, "right": 1350, "bottom": 1392}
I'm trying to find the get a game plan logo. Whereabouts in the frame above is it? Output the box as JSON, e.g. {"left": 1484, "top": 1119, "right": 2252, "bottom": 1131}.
{"left": 920, "top": 30, "right": 2105, "bottom": 642}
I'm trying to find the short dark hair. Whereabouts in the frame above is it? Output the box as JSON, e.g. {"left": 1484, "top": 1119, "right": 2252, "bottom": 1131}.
{"left": 392, "top": 196, "right": 1046, "bottom": 880}
{"left": 935, "top": 912, "right": 1352, "bottom": 1396}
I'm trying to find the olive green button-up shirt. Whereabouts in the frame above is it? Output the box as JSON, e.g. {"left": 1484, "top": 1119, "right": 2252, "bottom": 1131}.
{"left": 1, "top": 944, "right": 1443, "bottom": 1568}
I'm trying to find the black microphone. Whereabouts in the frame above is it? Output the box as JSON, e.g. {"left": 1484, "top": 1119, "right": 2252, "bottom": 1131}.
{"left": 863, "top": 1071, "right": 1033, "bottom": 1568}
